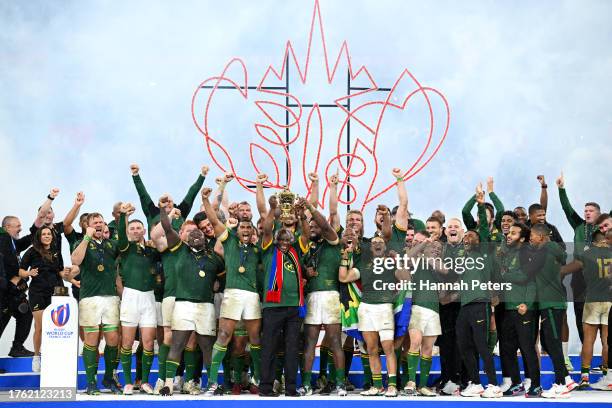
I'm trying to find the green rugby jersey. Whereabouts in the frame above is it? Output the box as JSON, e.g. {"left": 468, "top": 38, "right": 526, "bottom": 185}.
{"left": 161, "top": 247, "right": 179, "bottom": 298}
{"left": 357, "top": 253, "right": 396, "bottom": 304}
{"left": 117, "top": 218, "right": 160, "bottom": 292}
{"left": 77, "top": 238, "right": 120, "bottom": 299}
{"left": 220, "top": 228, "right": 261, "bottom": 293}
{"left": 304, "top": 238, "right": 341, "bottom": 293}
{"left": 412, "top": 264, "right": 440, "bottom": 313}
{"left": 458, "top": 248, "right": 492, "bottom": 306}
{"left": 172, "top": 242, "right": 224, "bottom": 303}
{"left": 496, "top": 246, "right": 536, "bottom": 311}
{"left": 535, "top": 242, "right": 567, "bottom": 310}
{"left": 581, "top": 245, "right": 612, "bottom": 302}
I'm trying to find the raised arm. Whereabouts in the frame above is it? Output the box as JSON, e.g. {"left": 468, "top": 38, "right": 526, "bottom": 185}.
{"left": 537, "top": 175, "right": 548, "bottom": 211}
{"left": 487, "top": 177, "right": 505, "bottom": 228}
{"left": 211, "top": 173, "right": 232, "bottom": 213}
{"left": 34, "top": 188, "right": 60, "bottom": 228}
{"left": 71, "top": 226, "right": 95, "bottom": 266}
{"left": 63, "top": 192, "right": 85, "bottom": 235}
{"left": 177, "top": 165, "right": 208, "bottom": 217}
{"left": 476, "top": 184, "right": 491, "bottom": 242}
{"left": 338, "top": 241, "right": 359, "bottom": 283}
{"left": 328, "top": 171, "right": 341, "bottom": 231}
{"left": 262, "top": 195, "right": 278, "bottom": 246}
{"left": 308, "top": 172, "right": 320, "bottom": 209}
{"left": 159, "top": 198, "right": 180, "bottom": 248}
{"left": 392, "top": 168, "right": 409, "bottom": 231}
{"left": 378, "top": 205, "right": 392, "bottom": 242}
{"left": 295, "top": 198, "right": 311, "bottom": 250}
{"left": 462, "top": 194, "right": 478, "bottom": 231}
{"left": 556, "top": 172, "right": 584, "bottom": 228}
{"left": 255, "top": 173, "right": 268, "bottom": 218}
{"left": 201, "top": 187, "right": 227, "bottom": 237}
{"left": 130, "top": 164, "right": 157, "bottom": 217}
{"left": 305, "top": 201, "right": 338, "bottom": 243}
{"left": 150, "top": 221, "right": 168, "bottom": 252}
{"left": 117, "top": 208, "right": 130, "bottom": 252}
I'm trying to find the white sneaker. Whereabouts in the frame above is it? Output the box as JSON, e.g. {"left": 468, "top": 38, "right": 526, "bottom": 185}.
{"left": 384, "top": 385, "right": 398, "bottom": 397}
{"left": 565, "top": 377, "right": 578, "bottom": 392}
{"left": 460, "top": 382, "right": 484, "bottom": 397}
{"left": 441, "top": 380, "right": 459, "bottom": 395}
{"left": 32, "top": 355, "right": 41, "bottom": 372}
{"left": 153, "top": 378, "right": 164, "bottom": 395}
{"left": 173, "top": 376, "right": 183, "bottom": 392}
{"left": 499, "top": 377, "right": 512, "bottom": 393}
{"left": 523, "top": 378, "right": 531, "bottom": 391}
{"left": 542, "top": 383, "right": 571, "bottom": 399}
{"left": 203, "top": 383, "right": 219, "bottom": 397}
{"left": 360, "top": 386, "right": 384, "bottom": 396}
{"left": 591, "top": 374, "right": 612, "bottom": 391}
{"left": 182, "top": 379, "right": 197, "bottom": 394}
{"left": 140, "top": 382, "right": 154, "bottom": 395}
{"left": 481, "top": 384, "right": 502, "bottom": 398}
{"left": 123, "top": 384, "right": 134, "bottom": 395}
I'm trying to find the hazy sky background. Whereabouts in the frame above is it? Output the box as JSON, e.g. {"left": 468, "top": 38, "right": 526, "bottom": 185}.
{"left": 1, "top": 0, "right": 610, "bottom": 354}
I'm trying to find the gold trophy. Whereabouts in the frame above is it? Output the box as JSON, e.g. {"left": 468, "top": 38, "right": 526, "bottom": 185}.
{"left": 276, "top": 187, "right": 297, "bottom": 223}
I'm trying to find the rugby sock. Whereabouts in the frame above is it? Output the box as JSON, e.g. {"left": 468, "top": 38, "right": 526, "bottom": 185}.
{"left": 223, "top": 351, "right": 232, "bottom": 387}
{"left": 120, "top": 347, "right": 133, "bottom": 384}
{"left": 232, "top": 354, "right": 245, "bottom": 384}
{"left": 83, "top": 343, "right": 99, "bottom": 384}
{"left": 184, "top": 347, "right": 196, "bottom": 382}
{"left": 401, "top": 354, "right": 409, "bottom": 383}
{"left": 581, "top": 365, "right": 590, "bottom": 379}
{"left": 488, "top": 330, "right": 498, "bottom": 354}
{"left": 142, "top": 348, "right": 154, "bottom": 384}
{"left": 158, "top": 343, "right": 170, "bottom": 381}
{"left": 249, "top": 344, "right": 261, "bottom": 383}
{"left": 135, "top": 343, "right": 143, "bottom": 382}
{"left": 302, "top": 371, "right": 312, "bottom": 387}
{"left": 562, "top": 342, "right": 569, "bottom": 360}
{"left": 208, "top": 343, "right": 227, "bottom": 385}
{"left": 388, "top": 374, "right": 397, "bottom": 388}
{"left": 372, "top": 373, "right": 383, "bottom": 388}
{"left": 165, "top": 359, "right": 180, "bottom": 381}
{"left": 361, "top": 353, "right": 372, "bottom": 385}
{"left": 419, "top": 355, "right": 433, "bottom": 388}
{"left": 104, "top": 345, "right": 118, "bottom": 381}
{"left": 335, "top": 366, "right": 346, "bottom": 384}
{"left": 327, "top": 350, "right": 336, "bottom": 384}
{"left": 319, "top": 346, "right": 329, "bottom": 378}
{"left": 407, "top": 351, "right": 420, "bottom": 382}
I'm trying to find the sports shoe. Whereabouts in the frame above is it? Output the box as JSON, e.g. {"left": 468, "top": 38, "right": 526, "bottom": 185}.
{"left": 345, "top": 380, "right": 355, "bottom": 391}
{"left": 153, "top": 378, "right": 164, "bottom": 395}
{"left": 523, "top": 378, "right": 531, "bottom": 391}
{"left": 316, "top": 375, "right": 328, "bottom": 390}
{"left": 441, "top": 380, "right": 460, "bottom": 396}
{"left": 248, "top": 383, "right": 260, "bottom": 394}
{"left": 31, "top": 355, "right": 41, "bottom": 372}
{"left": 159, "top": 386, "right": 172, "bottom": 396}
{"left": 182, "top": 379, "right": 198, "bottom": 395}
{"left": 203, "top": 383, "right": 219, "bottom": 397}
{"left": 591, "top": 365, "right": 604, "bottom": 374}
{"left": 525, "top": 385, "right": 542, "bottom": 398}
{"left": 403, "top": 381, "right": 417, "bottom": 396}
{"left": 499, "top": 377, "right": 512, "bottom": 393}
{"left": 335, "top": 383, "right": 348, "bottom": 396}
{"left": 297, "top": 385, "right": 313, "bottom": 396}
{"left": 360, "top": 386, "right": 384, "bottom": 396}
{"left": 460, "top": 382, "right": 484, "bottom": 397}
{"left": 542, "top": 383, "right": 571, "bottom": 399}
{"left": 566, "top": 378, "right": 578, "bottom": 391}
{"left": 102, "top": 378, "right": 122, "bottom": 394}
{"left": 417, "top": 386, "right": 437, "bottom": 397}
{"left": 319, "top": 381, "right": 335, "bottom": 395}
{"left": 384, "top": 385, "right": 398, "bottom": 397}
{"left": 273, "top": 379, "right": 284, "bottom": 394}
{"left": 591, "top": 374, "right": 612, "bottom": 391}
{"left": 232, "top": 383, "right": 242, "bottom": 395}
{"left": 133, "top": 378, "right": 141, "bottom": 390}
{"left": 481, "top": 384, "right": 502, "bottom": 398}
{"left": 140, "top": 382, "right": 154, "bottom": 395}
{"left": 86, "top": 381, "right": 101, "bottom": 395}
{"left": 8, "top": 345, "right": 34, "bottom": 358}
{"left": 565, "top": 357, "right": 574, "bottom": 372}
{"left": 502, "top": 383, "right": 524, "bottom": 396}
{"left": 173, "top": 376, "right": 183, "bottom": 392}
{"left": 578, "top": 376, "right": 590, "bottom": 390}
{"left": 123, "top": 384, "right": 134, "bottom": 395}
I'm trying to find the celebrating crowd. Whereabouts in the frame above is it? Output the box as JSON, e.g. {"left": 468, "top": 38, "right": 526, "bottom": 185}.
{"left": 0, "top": 164, "right": 610, "bottom": 399}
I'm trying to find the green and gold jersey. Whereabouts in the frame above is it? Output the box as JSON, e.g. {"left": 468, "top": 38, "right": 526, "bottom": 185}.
{"left": 161, "top": 248, "right": 179, "bottom": 298}
{"left": 172, "top": 242, "right": 224, "bottom": 303}
{"left": 219, "top": 228, "right": 261, "bottom": 293}
{"left": 357, "top": 253, "right": 396, "bottom": 304}
{"left": 304, "top": 238, "right": 341, "bottom": 293}
{"left": 261, "top": 238, "right": 308, "bottom": 308}
{"left": 582, "top": 245, "right": 612, "bottom": 302}
{"left": 118, "top": 241, "right": 160, "bottom": 292}
{"left": 77, "top": 238, "right": 120, "bottom": 299}
{"left": 412, "top": 263, "right": 440, "bottom": 313}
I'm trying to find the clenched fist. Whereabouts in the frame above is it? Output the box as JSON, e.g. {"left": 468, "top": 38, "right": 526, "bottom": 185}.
{"left": 201, "top": 187, "right": 213, "bottom": 200}
{"left": 130, "top": 164, "right": 139, "bottom": 176}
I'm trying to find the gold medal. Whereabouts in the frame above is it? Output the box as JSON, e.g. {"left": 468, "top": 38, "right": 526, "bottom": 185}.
{"left": 238, "top": 266, "right": 246, "bottom": 273}
{"left": 199, "top": 270, "right": 206, "bottom": 278}
{"left": 97, "top": 264, "right": 105, "bottom": 272}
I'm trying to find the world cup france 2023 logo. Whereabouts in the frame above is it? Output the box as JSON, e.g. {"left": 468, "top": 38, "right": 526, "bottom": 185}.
{"left": 192, "top": 0, "right": 450, "bottom": 211}
{"left": 51, "top": 304, "right": 70, "bottom": 328}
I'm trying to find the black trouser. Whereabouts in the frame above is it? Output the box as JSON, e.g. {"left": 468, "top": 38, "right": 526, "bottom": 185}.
{"left": 260, "top": 307, "right": 302, "bottom": 395}
{"left": 456, "top": 302, "right": 497, "bottom": 385}
{"left": 571, "top": 271, "right": 585, "bottom": 343}
{"left": 494, "top": 305, "right": 508, "bottom": 377}
{"left": 500, "top": 310, "right": 540, "bottom": 387}
{"left": 539, "top": 308, "right": 568, "bottom": 385}
{"left": 439, "top": 302, "right": 462, "bottom": 384}
{"left": 0, "top": 286, "right": 33, "bottom": 349}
